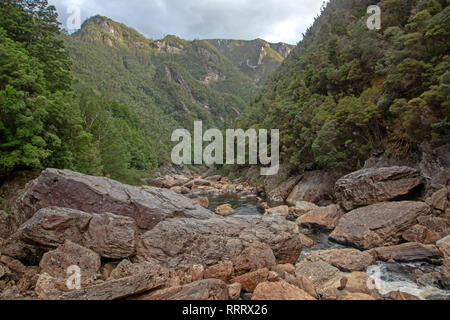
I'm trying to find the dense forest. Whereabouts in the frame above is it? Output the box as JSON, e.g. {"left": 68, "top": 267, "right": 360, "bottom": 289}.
{"left": 239, "top": 0, "right": 449, "bottom": 174}
{"left": 0, "top": 0, "right": 289, "bottom": 184}
{"left": 1, "top": 0, "right": 449, "bottom": 184}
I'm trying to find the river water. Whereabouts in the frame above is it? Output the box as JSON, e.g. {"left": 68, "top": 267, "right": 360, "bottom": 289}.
{"left": 205, "top": 194, "right": 450, "bottom": 300}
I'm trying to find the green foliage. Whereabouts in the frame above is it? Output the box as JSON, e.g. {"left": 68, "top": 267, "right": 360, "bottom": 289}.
{"left": 0, "top": 1, "right": 98, "bottom": 177}
{"left": 238, "top": 0, "right": 450, "bottom": 173}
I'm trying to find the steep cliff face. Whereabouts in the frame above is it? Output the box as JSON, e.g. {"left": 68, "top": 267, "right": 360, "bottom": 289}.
{"left": 207, "top": 39, "right": 294, "bottom": 85}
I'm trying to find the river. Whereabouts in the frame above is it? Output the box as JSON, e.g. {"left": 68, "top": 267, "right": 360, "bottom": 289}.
{"left": 205, "top": 194, "right": 450, "bottom": 300}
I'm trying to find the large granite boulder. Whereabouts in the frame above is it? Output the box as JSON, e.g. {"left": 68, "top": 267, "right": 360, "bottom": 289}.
{"left": 135, "top": 215, "right": 302, "bottom": 274}
{"left": 17, "top": 207, "right": 137, "bottom": 259}
{"left": 264, "top": 165, "right": 301, "bottom": 206}
{"left": 39, "top": 241, "right": 101, "bottom": 285}
{"left": 335, "top": 167, "right": 424, "bottom": 211}
{"left": 329, "top": 201, "right": 430, "bottom": 250}
{"left": 295, "top": 261, "right": 344, "bottom": 296}
{"left": 0, "top": 210, "right": 12, "bottom": 240}
{"left": 369, "top": 242, "right": 443, "bottom": 264}
{"left": 286, "top": 171, "right": 335, "bottom": 206}
{"left": 437, "top": 236, "right": 450, "bottom": 289}
{"left": 252, "top": 280, "right": 316, "bottom": 300}
{"left": 296, "top": 204, "right": 344, "bottom": 231}
{"left": 305, "top": 249, "right": 375, "bottom": 272}
{"left": 12, "top": 169, "right": 212, "bottom": 231}
{"left": 142, "top": 279, "right": 229, "bottom": 300}
{"left": 38, "top": 270, "right": 168, "bottom": 300}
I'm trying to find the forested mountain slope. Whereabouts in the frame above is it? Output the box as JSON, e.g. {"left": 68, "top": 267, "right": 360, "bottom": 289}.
{"left": 239, "top": 0, "right": 449, "bottom": 173}
{"left": 207, "top": 39, "right": 294, "bottom": 85}
{"left": 0, "top": 2, "right": 289, "bottom": 184}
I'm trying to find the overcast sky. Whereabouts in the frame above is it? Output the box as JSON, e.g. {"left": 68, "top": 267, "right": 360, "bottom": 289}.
{"left": 48, "top": 0, "right": 325, "bottom": 44}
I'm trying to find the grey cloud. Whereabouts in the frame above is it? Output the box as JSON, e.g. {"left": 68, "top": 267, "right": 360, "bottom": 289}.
{"left": 49, "top": 0, "right": 323, "bottom": 44}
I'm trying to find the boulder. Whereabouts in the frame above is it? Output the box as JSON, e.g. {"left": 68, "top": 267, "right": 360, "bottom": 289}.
{"left": 298, "top": 233, "right": 315, "bottom": 248}
{"left": 341, "top": 272, "right": 375, "bottom": 295}
{"left": 286, "top": 171, "right": 335, "bottom": 206}
{"left": 335, "top": 166, "right": 424, "bottom": 211}
{"left": 204, "top": 261, "right": 234, "bottom": 282}
{"left": 437, "top": 236, "right": 450, "bottom": 289}
{"left": 184, "top": 179, "right": 212, "bottom": 189}
{"left": 18, "top": 207, "right": 137, "bottom": 259}
{"left": 143, "top": 279, "right": 229, "bottom": 300}
{"left": 370, "top": 242, "right": 443, "bottom": 264}
{"left": 35, "top": 273, "right": 62, "bottom": 300}
{"left": 170, "top": 186, "right": 190, "bottom": 194}
{"left": 330, "top": 201, "right": 430, "bottom": 250}
{"left": 290, "top": 201, "right": 319, "bottom": 216}
{"left": 0, "top": 264, "right": 6, "bottom": 279}
{"left": 227, "top": 283, "right": 242, "bottom": 300}
{"left": 273, "top": 264, "right": 296, "bottom": 275}
{"left": 426, "top": 187, "right": 448, "bottom": 212}
{"left": 264, "top": 205, "right": 289, "bottom": 217}
{"left": 0, "top": 210, "right": 11, "bottom": 240}
{"left": 0, "top": 237, "right": 45, "bottom": 265}
{"left": 296, "top": 204, "right": 344, "bottom": 231}
{"left": 305, "top": 249, "right": 375, "bottom": 272}
{"left": 13, "top": 169, "right": 212, "bottom": 231}
{"left": 295, "top": 261, "right": 344, "bottom": 295}
{"left": 56, "top": 270, "right": 167, "bottom": 300}
{"left": 266, "top": 176, "right": 302, "bottom": 206}
{"left": 251, "top": 280, "right": 316, "bottom": 300}
{"left": 419, "top": 216, "right": 449, "bottom": 231}
{"left": 109, "top": 260, "right": 204, "bottom": 288}
{"left": 403, "top": 216, "right": 450, "bottom": 244}
{"left": 135, "top": 215, "right": 301, "bottom": 272}
{"left": 231, "top": 268, "right": 269, "bottom": 293}
{"left": 39, "top": 241, "right": 101, "bottom": 285}
{"left": 402, "top": 225, "right": 442, "bottom": 244}
{"left": 205, "top": 175, "right": 222, "bottom": 182}
{"left": 215, "top": 204, "right": 235, "bottom": 216}
{"left": 340, "top": 293, "right": 376, "bottom": 300}
{"left": 193, "top": 197, "right": 209, "bottom": 208}
{"left": 109, "top": 260, "right": 160, "bottom": 280}
{"left": 383, "top": 291, "right": 420, "bottom": 300}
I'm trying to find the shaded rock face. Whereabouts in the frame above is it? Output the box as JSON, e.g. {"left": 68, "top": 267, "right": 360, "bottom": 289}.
{"left": 264, "top": 165, "right": 300, "bottom": 206}
{"left": 136, "top": 215, "right": 301, "bottom": 273}
{"left": 286, "top": 171, "right": 335, "bottom": 206}
{"left": 335, "top": 166, "right": 424, "bottom": 211}
{"left": 0, "top": 210, "right": 12, "bottom": 240}
{"left": 370, "top": 242, "right": 443, "bottom": 264}
{"left": 330, "top": 202, "right": 430, "bottom": 250}
{"left": 306, "top": 249, "right": 375, "bottom": 272}
{"left": 18, "top": 207, "right": 137, "bottom": 259}
{"left": 252, "top": 280, "right": 316, "bottom": 300}
{"left": 363, "top": 144, "right": 450, "bottom": 197}
{"left": 296, "top": 205, "right": 344, "bottom": 231}
{"left": 12, "top": 169, "right": 212, "bottom": 231}
{"left": 39, "top": 241, "right": 101, "bottom": 285}
{"left": 144, "top": 279, "right": 229, "bottom": 301}
{"left": 266, "top": 176, "right": 302, "bottom": 206}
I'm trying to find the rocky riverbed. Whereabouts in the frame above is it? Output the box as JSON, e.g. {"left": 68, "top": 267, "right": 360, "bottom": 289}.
{"left": 0, "top": 162, "right": 449, "bottom": 300}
